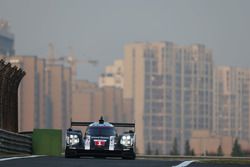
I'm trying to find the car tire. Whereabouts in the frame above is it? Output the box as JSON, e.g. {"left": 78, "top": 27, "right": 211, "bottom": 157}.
{"left": 65, "top": 147, "right": 80, "bottom": 158}
{"left": 65, "top": 153, "right": 80, "bottom": 158}
{"left": 122, "top": 152, "right": 136, "bottom": 160}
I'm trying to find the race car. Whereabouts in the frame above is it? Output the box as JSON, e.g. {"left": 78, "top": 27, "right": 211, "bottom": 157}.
{"left": 65, "top": 116, "right": 136, "bottom": 159}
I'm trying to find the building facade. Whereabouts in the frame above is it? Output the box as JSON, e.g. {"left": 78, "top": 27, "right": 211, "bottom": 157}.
{"left": 72, "top": 80, "right": 133, "bottom": 128}
{"left": 72, "top": 80, "right": 98, "bottom": 122}
{"left": 99, "top": 59, "right": 124, "bottom": 88}
{"left": 0, "top": 55, "right": 72, "bottom": 133}
{"left": 214, "top": 66, "right": 250, "bottom": 141}
{"left": 45, "top": 64, "right": 72, "bottom": 131}
{"left": 123, "top": 42, "right": 213, "bottom": 154}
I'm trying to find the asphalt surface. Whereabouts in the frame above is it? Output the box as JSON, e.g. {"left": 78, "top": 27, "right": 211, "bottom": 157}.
{"left": 0, "top": 156, "right": 180, "bottom": 167}
{"left": 0, "top": 156, "right": 250, "bottom": 167}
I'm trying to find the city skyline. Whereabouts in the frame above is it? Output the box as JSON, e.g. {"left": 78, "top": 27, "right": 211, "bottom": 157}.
{"left": 1, "top": 0, "right": 250, "bottom": 157}
{"left": 0, "top": 0, "right": 250, "bottom": 82}
{"left": 2, "top": 21, "right": 250, "bottom": 155}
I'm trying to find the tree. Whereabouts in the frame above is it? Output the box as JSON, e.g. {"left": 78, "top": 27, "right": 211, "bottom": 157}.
{"left": 184, "top": 140, "right": 192, "bottom": 155}
{"left": 170, "top": 137, "right": 179, "bottom": 155}
{"left": 190, "top": 149, "right": 195, "bottom": 156}
{"left": 155, "top": 149, "right": 159, "bottom": 155}
{"left": 146, "top": 143, "right": 152, "bottom": 155}
{"left": 217, "top": 144, "right": 224, "bottom": 156}
{"left": 231, "top": 138, "right": 243, "bottom": 157}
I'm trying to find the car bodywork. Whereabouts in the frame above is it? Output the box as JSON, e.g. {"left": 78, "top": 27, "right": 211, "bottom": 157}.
{"left": 65, "top": 117, "right": 136, "bottom": 159}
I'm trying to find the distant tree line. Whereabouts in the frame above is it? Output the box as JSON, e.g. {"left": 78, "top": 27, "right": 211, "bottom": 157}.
{"left": 230, "top": 138, "right": 250, "bottom": 157}
{"left": 145, "top": 137, "right": 250, "bottom": 157}
{"left": 170, "top": 138, "right": 195, "bottom": 156}
{"left": 206, "top": 138, "right": 250, "bottom": 157}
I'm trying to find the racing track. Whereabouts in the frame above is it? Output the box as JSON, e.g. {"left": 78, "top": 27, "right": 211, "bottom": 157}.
{"left": 0, "top": 156, "right": 179, "bottom": 167}
{"left": 0, "top": 156, "right": 250, "bottom": 167}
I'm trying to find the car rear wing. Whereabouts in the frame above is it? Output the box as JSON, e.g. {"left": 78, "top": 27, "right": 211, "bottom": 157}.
{"left": 71, "top": 122, "right": 93, "bottom": 127}
{"left": 110, "top": 123, "right": 135, "bottom": 128}
{"left": 71, "top": 122, "right": 135, "bottom": 128}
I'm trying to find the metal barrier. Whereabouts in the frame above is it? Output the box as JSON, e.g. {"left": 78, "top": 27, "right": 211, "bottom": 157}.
{"left": 0, "top": 128, "right": 32, "bottom": 154}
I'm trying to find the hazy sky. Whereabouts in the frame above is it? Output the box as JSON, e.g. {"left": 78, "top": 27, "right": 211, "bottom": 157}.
{"left": 0, "top": 0, "right": 250, "bottom": 81}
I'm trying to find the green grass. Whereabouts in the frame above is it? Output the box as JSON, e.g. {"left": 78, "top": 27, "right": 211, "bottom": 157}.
{"left": 32, "top": 129, "right": 62, "bottom": 156}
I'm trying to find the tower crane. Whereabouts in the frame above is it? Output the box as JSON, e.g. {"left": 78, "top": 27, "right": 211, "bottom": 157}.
{"left": 47, "top": 44, "right": 98, "bottom": 90}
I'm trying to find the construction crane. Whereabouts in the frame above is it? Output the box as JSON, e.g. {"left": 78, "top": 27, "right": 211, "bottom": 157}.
{"left": 47, "top": 44, "right": 98, "bottom": 79}
{"left": 66, "top": 47, "right": 98, "bottom": 81}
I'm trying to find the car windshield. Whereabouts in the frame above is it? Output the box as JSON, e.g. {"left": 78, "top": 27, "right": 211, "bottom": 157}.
{"left": 87, "top": 127, "right": 116, "bottom": 136}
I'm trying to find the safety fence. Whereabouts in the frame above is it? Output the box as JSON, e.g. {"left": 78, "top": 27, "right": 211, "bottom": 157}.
{"left": 0, "top": 128, "right": 32, "bottom": 154}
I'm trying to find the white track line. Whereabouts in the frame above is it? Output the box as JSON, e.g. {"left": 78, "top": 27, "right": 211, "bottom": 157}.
{"left": 0, "top": 155, "right": 45, "bottom": 162}
{"left": 172, "top": 160, "right": 196, "bottom": 167}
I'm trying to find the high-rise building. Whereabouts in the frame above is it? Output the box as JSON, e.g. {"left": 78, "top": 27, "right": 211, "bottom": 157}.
{"left": 0, "top": 19, "right": 15, "bottom": 56}
{"left": 214, "top": 66, "right": 250, "bottom": 141}
{"left": 45, "top": 64, "right": 72, "bottom": 131}
{"left": 99, "top": 59, "right": 124, "bottom": 88}
{"left": 1, "top": 55, "right": 72, "bottom": 133}
{"left": 72, "top": 80, "right": 133, "bottom": 127}
{"left": 98, "top": 58, "right": 134, "bottom": 123}
{"left": 123, "top": 42, "right": 213, "bottom": 154}
{"left": 72, "top": 80, "right": 98, "bottom": 122}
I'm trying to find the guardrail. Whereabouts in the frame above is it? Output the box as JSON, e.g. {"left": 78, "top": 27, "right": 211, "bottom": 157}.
{"left": 0, "top": 128, "right": 32, "bottom": 154}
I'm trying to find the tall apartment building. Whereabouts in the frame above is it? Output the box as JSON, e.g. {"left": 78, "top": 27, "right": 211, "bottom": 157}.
{"left": 123, "top": 42, "right": 213, "bottom": 154}
{"left": 99, "top": 59, "right": 124, "bottom": 88}
{"left": 214, "top": 66, "right": 250, "bottom": 141}
{"left": 72, "top": 80, "right": 133, "bottom": 128}
{"left": 0, "top": 19, "right": 15, "bottom": 56}
{"left": 97, "top": 59, "right": 134, "bottom": 122}
{"left": 45, "top": 64, "right": 72, "bottom": 131}
{"left": 0, "top": 55, "right": 72, "bottom": 132}
{"left": 72, "top": 80, "right": 98, "bottom": 122}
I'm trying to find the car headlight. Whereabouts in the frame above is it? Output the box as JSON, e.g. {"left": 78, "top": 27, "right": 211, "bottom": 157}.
{"left": 67, "top": 134, "right": 80, "bottom": 145}
{"left": 120, "top": 135, "right": 132, "bottom": 146}
{"left": 66, "top": 136, "right": 70, "bottom": 144}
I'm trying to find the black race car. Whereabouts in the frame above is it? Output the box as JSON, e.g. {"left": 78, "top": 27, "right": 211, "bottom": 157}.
{"left": 65, "top": 117, "right": 136, "bottom": 159}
